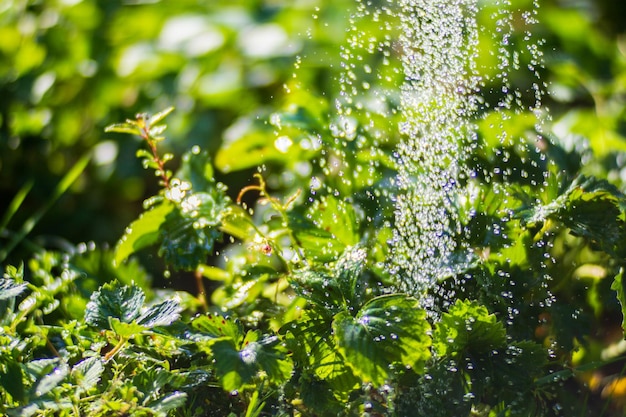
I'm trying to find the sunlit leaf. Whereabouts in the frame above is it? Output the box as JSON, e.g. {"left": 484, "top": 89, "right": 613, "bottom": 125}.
{"left": 281, "top": 310, "right": 359, "bottom": 396}
{"left": 148, "top": 107, "right": 175, "bottom": 127}
{"left": 191, "top": 313, "right": 244, "bottom": 344}
{"left": 26, "top": 359, "right": 69, "bottom": 397}
{"left": 71, "top": 357, "right": 104, "bottom": 395}
{"left": 146, "top": 391, "right": 188, "bottom": 413}
{"left": 290, "top": 269, "right": 345, "bottom": 313}
{"left": 157, "top": 150, "right": 231, "bottom": 270}
{"left": 109, "top": 317, "right": 146, "bottom": 337}
{"left": 332, "top": 294, "right": 431, "bottom": 387}
{"left": 0, "top": 279, "right": 27, "bottom": 301}
{"left": 137, "top": 299, "right": 182, "bottom": 328}
{"left": 84, "top": 281, "right": 145, "bottom": 329}
{"left": 104, "top": 122, "right": 142, "bottom": 136}
{"left": 114, "top": 202, "right": 174, "bottom": 266}
{"left": 611, "top": 268, "right": 626, "bottom": 338}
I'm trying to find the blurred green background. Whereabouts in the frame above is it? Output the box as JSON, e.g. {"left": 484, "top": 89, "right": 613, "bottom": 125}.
{"left": 0, "top": 0, "right": 624, "bottom": 261}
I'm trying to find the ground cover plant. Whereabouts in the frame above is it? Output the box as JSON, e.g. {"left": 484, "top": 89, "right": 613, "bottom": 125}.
{"left": 2, "top": 0, "right": 626, "bottom": 416}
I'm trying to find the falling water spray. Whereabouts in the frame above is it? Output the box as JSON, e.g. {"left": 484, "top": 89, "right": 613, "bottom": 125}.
{"left": 391, "top": 0, "right": 481, "bottom": 296}
{"left": 389, "top": 0, "right": 546, "bottom": 298}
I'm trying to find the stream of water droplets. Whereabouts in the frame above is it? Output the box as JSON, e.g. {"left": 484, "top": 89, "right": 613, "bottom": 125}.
{"left": 391, "top": 0, "right": 482, "bottom": 296}
{"left": 311, "top": 0, "right": 548, "bottom": 305}
{"left": 389, "top": 0, "right": 546, "bottom": 299}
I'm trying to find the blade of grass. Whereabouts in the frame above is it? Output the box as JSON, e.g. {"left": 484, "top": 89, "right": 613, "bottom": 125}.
{"left": 0, "top": 179, "right": 34, "bottom": 232}
{"left": 0, "top": 152, "right": 91, "bottom": 263}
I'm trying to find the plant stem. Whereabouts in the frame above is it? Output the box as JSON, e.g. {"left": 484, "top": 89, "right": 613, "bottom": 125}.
{"left": 195, "top": 268, "right": 208, "bottom": 312}
{"left": 140, "top": 119, "right": 171, "bottom": 189}
{"left": 104, "top": 336, "right": 128, "bottom": 362}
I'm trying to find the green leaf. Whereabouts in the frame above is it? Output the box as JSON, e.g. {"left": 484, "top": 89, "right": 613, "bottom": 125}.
{"left": 109, "top": 317, "right": 146, "bottom": 337}
{"left": 104, "top": 122, "right": 142, "bottom": 136}
{"left": 191, "top": 313, "right": 244, "bottom": 344}
{"left": 289, "top": 246, "right": 367, "bottom": 312}
{"left": 289, "top": 216, "right": 347, "bottom": 262}
{"left": 84, "top": 281, "right": 145, "bottom": 329}
{"left": 176, "top": 149, "right": 216, "bottom": 192}
{"left": 0, "top": 278, "right": 27, "bottom": 301}
{"left": 0, "top": 360, "right": 25, "bottom": 402}
{"left": 71, "top": 357, "right": 104, "bottom": 395}
{"left": 281, "top": 310, "right": 359, "bottom": 396}
{"left": 288, "top": 195, "right": 360, "bottom": 262}
{"left": 26, "top": 359, "right": 69, "bottom": 397}
{"left": 517, "top": 175, "right": 626, "bottom": 258}
{"left": 332, "top": 294, "right": 432, "bottom": 387}
{"left": 290, "top": 269, "right": 346, "bottom": 313}
{"left": 433, "top": 299, "right": 507, "bottom": 357}
{"left": 215, "top": 131, "right": 283, "bottom": 173}
{"left": 611, "top": 268, "right": 626, "bottom": 338}
{"left": 146, "top": 391, "right": 188, "bottom": 413}
{"left": 148, "top": 106, "right": 175, "bottom": 127}
{"left": 157, "top": 150, "right": 231, "bottom": 270}
{"left": 310, "top": 195, "right": 360, "bottom": 247}
{"left": 70, "top": 246, "right": 151, "bottom": 293}
{"left": 210, "top": 330, "right": 293, "bottom": 391}
{"left": 137, "top": 299, "right": 182, "bottom": 328}
{"left": 0, "top": 179, "right": 33, "bottom": 233}
{"left": 114, "top": 201, "right": 174, "bottom": 266}
{"left": 210, "top": 338, "right": 255, "bottom": 391}
{"left": 334, "top": 246, "right": 367, "bottom": 307}
{"left": 158, "top": 207, "right": 224, "bottom": 270}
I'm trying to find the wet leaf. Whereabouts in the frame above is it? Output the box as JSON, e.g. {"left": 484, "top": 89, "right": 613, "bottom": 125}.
{"left": 209, "top": 330, "right": 293, "bottom": 391}
{"left": 332, "top": 294, "right": 431, "bottom": 387}
{"left": 84, "top": 281, "right": 145, "bottom": 329}
{"left": 157, "top": 150, "right": 231, "bottom": 270}
{"left": 290, "top": 269, "right": 345, "bottom": 313}
{"left": 517, "top": 175, "right": 626, "bottom": 258}
{"left": 433, "top": 299, "right": 506, "bottom": 357}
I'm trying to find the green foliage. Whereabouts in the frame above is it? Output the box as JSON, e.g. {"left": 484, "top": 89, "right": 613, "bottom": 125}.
{"left": 111, "top": 113, "right": 231, "bottom": 271}
{"left": 2, "top": 0, "right": 626, "bottom": 416}
{"left": 433, "top": 299, "right": 506, "bottom": 357}
{"left": 333, "top": 295, "right": 432, "bottom": 386}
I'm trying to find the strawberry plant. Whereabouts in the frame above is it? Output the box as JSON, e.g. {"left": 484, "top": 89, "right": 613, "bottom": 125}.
{"left": 2, "top": 1, "right": 626, "bottom": 416}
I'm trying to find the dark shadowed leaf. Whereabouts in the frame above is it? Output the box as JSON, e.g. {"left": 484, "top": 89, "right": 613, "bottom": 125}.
{"left": 433, "top": 299, "right": 507, "bottom": 357}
